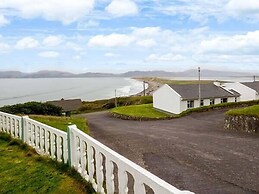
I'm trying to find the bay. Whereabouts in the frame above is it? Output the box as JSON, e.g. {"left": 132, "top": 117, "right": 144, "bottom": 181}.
{"left": 0, "top": 77, "right": 143, "bottom": 107}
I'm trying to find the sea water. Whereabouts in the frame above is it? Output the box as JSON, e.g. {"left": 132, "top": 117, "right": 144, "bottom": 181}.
{"left": 0, "top": 77, "right": 143, "bottom": 107}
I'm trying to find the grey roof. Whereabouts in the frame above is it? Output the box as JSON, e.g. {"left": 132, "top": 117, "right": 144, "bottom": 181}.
{"left": 47, "top": 99, "right": 82, "bottom": 112}
{"left": 242, "top": 81, "right": 259, "bottom": 93}
{"left": 168, "top": 84, "right": 240, "bottom": 100}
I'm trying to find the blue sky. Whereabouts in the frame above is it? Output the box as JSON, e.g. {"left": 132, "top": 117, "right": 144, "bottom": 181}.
{"left": 0, "top": 0, "right": 259, "bottom": 73}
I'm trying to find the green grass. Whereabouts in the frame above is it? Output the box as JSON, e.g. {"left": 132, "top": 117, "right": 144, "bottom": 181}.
{"left": 226, "top": 105, "right": 259, "bottom": 117}
{"left": 30, "top": 115, "right": 88, "bottom": 134}
{"left": 76, "top": 96, "right": 153, "bottom": 114}
{"left": 111, "top": 104, "right": 170, "bottom": 119}
{"left": 0, "top": 133, "right": 95, "bottom": 194}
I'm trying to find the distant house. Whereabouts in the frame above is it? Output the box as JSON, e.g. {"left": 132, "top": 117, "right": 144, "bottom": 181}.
{"left": 153, "top": 82, "right": 240, "bottom": 114}
{"left": 47, "top": 98, "right": 82, "bottom": 116}
{"left": 223, "top": 81, "right": 259, "bottom": 101}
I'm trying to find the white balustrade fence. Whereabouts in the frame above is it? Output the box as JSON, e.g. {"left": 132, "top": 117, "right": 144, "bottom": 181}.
{"left": 0, "top": 111, "right": 193, "bottom": 194}
{"left": 0, "top": 111, "right": 22, "bottom": 139}
{"left": 23, "top": 117, "right": 68, "bottom": 163}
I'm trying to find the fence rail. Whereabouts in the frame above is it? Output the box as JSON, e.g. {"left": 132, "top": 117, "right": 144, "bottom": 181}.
{"left": 0, "top": 111, "right": 193, "bottom": 194}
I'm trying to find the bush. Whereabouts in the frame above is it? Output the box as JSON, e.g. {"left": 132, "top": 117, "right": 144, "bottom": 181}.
{"left": 0, "top": 102, "right": 62, "bottom": 116}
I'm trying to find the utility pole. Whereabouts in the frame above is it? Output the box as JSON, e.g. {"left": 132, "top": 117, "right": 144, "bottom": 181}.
{"left": 115, "top": 89, "right": 117, "bottom": 107}
{"left": 198, "top": 67, "right": 201, "bottom": 106}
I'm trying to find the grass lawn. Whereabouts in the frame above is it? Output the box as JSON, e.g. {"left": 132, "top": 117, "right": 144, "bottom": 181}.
{"left": 111, "top": 104, "right": 170, "bottom": 119}
{"left": 0, "top": 133, "right": 94, "bottom": 194}
{"left": 226, "top": 105, "right": 259, "bottom": 117}
{"left": 30, "top": 115, "right": 89, "bottom": 134}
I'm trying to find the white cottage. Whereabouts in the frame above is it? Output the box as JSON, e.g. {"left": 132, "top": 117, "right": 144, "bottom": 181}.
{"left": 223, "top": 81, "right": 259, "bottom": 101}
{"left": 153, "top": 82, "right": 240, "bottom": 114}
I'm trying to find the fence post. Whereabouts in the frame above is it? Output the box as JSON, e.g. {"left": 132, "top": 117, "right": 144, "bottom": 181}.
{"left": 67, "top": 125, "right": 76, "bottom": 167}
{"left": 21, "top": 116, "right": 29, "bottom": 143}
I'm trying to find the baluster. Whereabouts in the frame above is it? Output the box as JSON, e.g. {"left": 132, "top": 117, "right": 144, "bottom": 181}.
{"left": 81, "top": 141, "right": 89, "bottom": 180}
{"left": 118, "top": 169, "right": 128, "bottom": 194}
{"left": 7, "top": 117, "right": 11, "bottom": 134}
{"left": 14, "top": 119, "right": 18, "bottom": 138}
{"left": 96, "top": 152, "right": 105, "bottom": 194}
{"left": 10, "top": 118, "right": 14, "bottom": 137}
{"left": 51, "top": 133, "right": 56, "bottom": 160}
{"left": 134, "top": 181, "right": 146, "bottom": 194}
{"left": 4, "top": 116, "right": 6, "bottom": 133}
{"left": 63, "top": 135, "right": 68, "bottom": 164}
{"left": 57, "top": 136, "right": 62, "bottom": 162}
{"left": 40, "top": 128, "right": 44, "bottom": 152}
{"left": 76, "top": 137, "right": 82, "bottom": 173}
{"left": 0, "top": 115, "right": 2, "bottom": 132}
{"left": 88, "top": 145, "right": 97, "bottom": 191}
{"left": 27, "top": 122, "right": 32, "bottom": 145}
{"left": 35, "top": 126, "right": 40, "bottom": 151}
{"left": 106, "top": 160, "right": 115, "bottom": 194}
{"left": 46, "top": 130, "right": 50, "bottom": 155}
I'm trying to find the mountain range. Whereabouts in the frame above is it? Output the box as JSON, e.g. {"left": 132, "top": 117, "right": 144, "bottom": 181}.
{"left": 0, "top": 69, "right": 252, "bottom": 78}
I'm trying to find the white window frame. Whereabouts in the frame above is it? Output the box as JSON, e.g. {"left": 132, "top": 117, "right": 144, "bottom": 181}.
{"left": 221, "top": 98, "right": 228, "bottom": 103}
{"left": 200, "top": 99, "right": 204, "bottom": 106}
{"left": 187, "top": 100, "right": 194, "bottom": 109}
{"left": 210, "top": 99, "right": 215, "bottom": 105}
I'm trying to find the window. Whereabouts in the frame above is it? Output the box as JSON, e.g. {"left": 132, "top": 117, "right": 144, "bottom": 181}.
{"left": 200, "top": 99, "right": 204, "bottom": 106}
{"left": 210, "top": 99, "right": 215, "bottom": 105}
{"left": 187, "top": 100, "right": 194, "bottom": 109}
{"left": 235, "top": 97, "right": 237, "bottom": 102}
{"left": 221, "top": 98, "right": 228, "bottom": 103}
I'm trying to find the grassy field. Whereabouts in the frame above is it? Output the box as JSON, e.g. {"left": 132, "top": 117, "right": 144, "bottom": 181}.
{"left": 0, "top": 133, "right": 94, "bottom": 194}
{"left": 138, "top": 77, "right": 215, "bottom": 85}
{"left": 226, "top": 105, "right": 259, "bottom": 117}
{"left": 30, "top": 115, "right": 88, "bottom": 133}
{"left": 76, "top": 96, "right": 153, "bottom": 114}
{"left": 111, "top": 104, "right": 170, "bottom": 119}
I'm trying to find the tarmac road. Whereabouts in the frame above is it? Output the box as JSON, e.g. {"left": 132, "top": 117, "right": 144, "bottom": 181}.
{"left": 81, "top": 109, "right": 259, "bottom": 194}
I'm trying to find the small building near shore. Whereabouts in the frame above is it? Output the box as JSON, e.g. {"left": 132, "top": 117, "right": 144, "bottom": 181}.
{"left": 153, "top": 82, "right": 240, "bottom": 114}
{"left": 47, "top": 98, "right": 82, "bottom": 116}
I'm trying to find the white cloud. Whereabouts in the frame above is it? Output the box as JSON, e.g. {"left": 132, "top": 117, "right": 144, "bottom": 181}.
{"left": 132, "top": 27, "right": 161, "bottom": 37}
{"left": 0, "top": 43, "right": 10, "bottom": 53}
{"left": 198, "top": 31, "right": 259, "bottom": 55}
{"left": 0, "top": 0, "right": 95, "bottom": 24}
{"left": 159, "top": 0, "right": 227, "bottom": 23}
{"left": 77, "top": 20, "right": 99, "bottom": 29}
{"left": 15, "top": 37, "right": 39, "bottom": 49}
{"left": 104, "top": 52, "right": 119, "bottom": 57}
{"left": 65, "top": 42, "right": 84, "bottom": 51}
{"left": 225, "top": 0, "right": 259, "bottom": 20}
{"left": 136, "top": 39, "right": 156, "bottom": 47}
{"left": 88, "top": 33, "right": 134, "bottom": 47}
{"left": 146, "top": 53, "right": 185, "bottom": 62}
{"left": 74, "top": 55, "right": 81, "bottom": 60}
{"left": 0, "top": 15, "right": 9, "bottom": 27}
{"left": 38, "top": 51, "right": 60, "bottom": 58}
{"left": 105, "top": 0, "right": 138, "bottom": 17}
{"left": 43, "top": 35, "right": 63, "bottom": 47}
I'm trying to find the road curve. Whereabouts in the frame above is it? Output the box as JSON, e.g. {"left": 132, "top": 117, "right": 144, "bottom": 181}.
{"left": 81, "top": 110, "right": 259, "bottom": 194}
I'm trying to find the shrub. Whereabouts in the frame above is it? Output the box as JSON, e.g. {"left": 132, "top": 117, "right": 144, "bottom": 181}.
{"left": 0, "top": 102, "right": 62, "bottom": 116}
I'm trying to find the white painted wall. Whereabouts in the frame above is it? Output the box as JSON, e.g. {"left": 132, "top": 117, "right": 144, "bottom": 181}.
{"left": 154, "top": 84, "right": 242, "bottom": 114}
{"left": 223, "top": 82, "right": 257, "bottom": 101}
{"left": 153, "top": 84, "right": 182, "bottom": 114}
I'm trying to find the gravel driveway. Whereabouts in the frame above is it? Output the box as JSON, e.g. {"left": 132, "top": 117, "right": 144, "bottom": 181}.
{"left": 81, "top": 109, "right": 259, "bottom": 194}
